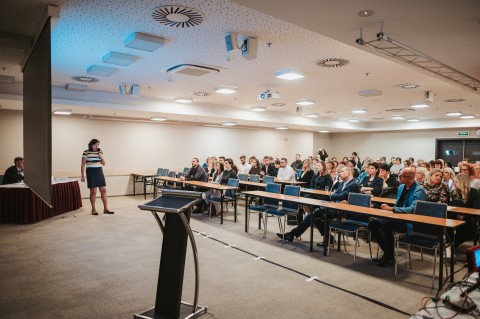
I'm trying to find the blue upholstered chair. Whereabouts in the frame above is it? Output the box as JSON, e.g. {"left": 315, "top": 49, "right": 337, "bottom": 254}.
{"left": 249, "top": 175, "right": 260, "bottom": 183}
{"left": 265, "top": 185, "right": 301, "bottom": 243}
{"left": 210, "top": 178, "right": 239, "bottom": 215}
{"left": 237, "top": 174, "right": 248, "bottom": 181}
{"left": 247, "top": 183, "right": 281, "bottom": 236}
{"left": 262, "top": 175, "right": 275, "bottom": 184}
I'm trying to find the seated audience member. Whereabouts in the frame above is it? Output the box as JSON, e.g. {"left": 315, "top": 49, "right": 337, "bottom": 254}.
{"left": 326, "top": 161, "right": 335, "bottom": 180}
{"left": 390, "top": 157, "right": 402, "bottom": 175}
{"left": 369, "top": 167, "right": 426, "bottom": 267}
{"left": 443, "top": 167, "right": 455, "bottom": 193}
{"left": 203, "top": 162, "right": 224, "bottom": 215}
{"left": 351, "top": 151, "right": 362, "bottom": 170}
{"left": 205, "top": 157, "right": 216, "bottom": 177}
{"left": 359, "top": 162, "right": 383, "bottom": 196}
{"left": 331, "top": 164, "right": 346, "bottom": 191}
{"left": 460, "top": 163, "right": 480, "bottom": 189}
{"left": 342, "top": 156, "right": 350, "bottom": 164}
{"left": 248, "top": 158, "right": 262, "bottom": 175}
{"left": 422, "top": 168, "right": 450, "bottom": 204}
{"left": 291, "top": 154, "right": 303, "bottom": 170}
{"left": 181, "top": 158, "right": 208, "bottom": 182}
{"left": 379, "top": 164, "right": 399, "bottom": 188}
{"left": 318, "top": 149, "right": 329, "bottom": 161}
{"left": 449, "top": 173, "right": 480, "bottom": 247}
{"left": 298, "top": 159, "right": 314, "bottom": 186}
{"left": 271, "top": 159, "right": 280, "bottom": 177}
{"left": 277, "top": 167, "right": 359, "bottom": 243}
{"left": 417, "top": 158, "right": 424, "bottom": 166}
{"left": 218, "top": 156, "right": 225, "bottom": 165}
{"left": 332, "top": 160, "right": 339, "bottom": 170}
{"left": 415, "top": 167, "right": 428, "bottom": 184}
{"left": 309, "top": 161, "right": 333, "bottom": 191}
{"left": 2, "top": 156, "right": 24, "bottom": 185}
{"left": 210, "top": 158, "right": 238, "bottom": 215}
{"left": 238, "top": 155, "right": 251, "bottom": 175}
{"left": 276, "top": 158, "right": 294, "bottom": 181}
{"left": 202, "top": 157, "right": 210, "bottom": 169}
{"left": 346, "top": 159, "right": 360, "bottom": 178}
{"left": 474, "top": 162, "right": 480, "bottom": 179}
{"left": 403, "top": 159, "right": 412, "bottom": 169}
{"left": 311, "top": 158, "right": 319, "bottom": 174}
{"left": 356, "top": 160, "right": 371, "bottom": 184}
{"left": 434, "top": 159, "right": 444, "bottom": 169}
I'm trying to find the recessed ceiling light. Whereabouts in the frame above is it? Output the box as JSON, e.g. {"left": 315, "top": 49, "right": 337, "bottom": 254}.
{"left": 174, "top": 97, "right": 193, "bottom": 103}
{"left": 407, "top": 118, "right": 421, "bottom": 122}
{"left": 446, "top": 111, "right": 462, "bottom": 116}
{"left": 318, "top": 130, "right": 330, "bottom": 133}
{"left": 275, "top": 68, "right": 305, "bottom": 80}
{"left": 305, "top": 113, "right": 319, "bottom": 118}
{"left": 351, "top": 108, "right": 367, "bottom": 114}
{"left": 150, "top": 117, "right": 167, "bottom": 121}
{"left": 460, "top": 114, "right": 475, "bottom": 119}
{"left": 192, "top": 91, "right": 210, "bottom": 97}
{"left": 276, "top": 126, "right": 288, "bottom": 130}
{"left": 411, "top": 102, "right": 429, "bottom": 109}
{"left": 358, "top": 9, "right": 374, "bottom": 17}
{"left": 222, "top": 121, "right": 236, "bottom": 126}
{"left": 65, "top": 83, "right": 88, "bottom": 92}
{"left": 53, "top": 108, "right": 72, "bottom": 115}
{"left": 295, "top": 99, "right": 315, "bottom": 106}
{"left": 214, "top": 85, "right": 237, "bottom": 94}
{"left": 391, "top": 116, "right": 406, "bottom": 120}
{"left": 250, "top": 106, "right": 266, "bottom": 112}
{"left": 347, "top": 119, "right": 360, "bottom": 123}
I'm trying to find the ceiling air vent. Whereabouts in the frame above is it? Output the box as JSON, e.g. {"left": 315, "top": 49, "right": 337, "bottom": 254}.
{"left": 394, "top": 83, "right": 423, "bottom": 90}
{"left": 71, "top": 76, "right": 99, "bottom": 83}
{"left": 315, "top": 58, "right": 350, "bottom": 68}
{"left": 271, "top": 103, "right": 286, "bottom": 107}
{"left": 166, "top": 64, "right": 219, "bottom": 77}
{"left": 385, "top": 108, "right": 415, "bottom": 113}
{"left": 152, "top": 6, "right": 204, "bottom": 28}
{"left": 192, "top": 91, "right": 210, "bottom": 97}
{"left": 445, "top": 98, "right": 466, "bottom": 103}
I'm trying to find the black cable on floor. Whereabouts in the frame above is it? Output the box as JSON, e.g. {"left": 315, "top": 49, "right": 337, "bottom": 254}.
{"left": 192, "top": 229, "right": 411, "bottom": 316}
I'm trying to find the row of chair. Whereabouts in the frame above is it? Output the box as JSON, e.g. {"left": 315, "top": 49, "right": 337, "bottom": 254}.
{"left": 237, "top": 174, "right": 275, "bottom": 184}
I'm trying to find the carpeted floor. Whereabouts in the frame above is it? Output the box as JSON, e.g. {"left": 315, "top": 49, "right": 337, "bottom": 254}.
{"left": 0, "top": 195, "right": 470, "bottom": 319}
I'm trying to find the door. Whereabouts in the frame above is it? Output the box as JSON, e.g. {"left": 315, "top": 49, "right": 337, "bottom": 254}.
{"left": 464, "top": 140, "right": 480, "bottom": 163}
{"left": 436, "top": 139, "right": 464, "bottom": 168}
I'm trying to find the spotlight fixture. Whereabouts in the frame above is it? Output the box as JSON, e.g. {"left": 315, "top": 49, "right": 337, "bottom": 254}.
{"left": 347, "top": 119, "right": 359, "bottom": 123}
{"left": 274, "top": 68, "right": 305, "bottom": 80}
{"left": 351, "top": 108, "right": 367, "bottom": 114}
{"left": 305, "top": 113, "right": 319, "bottom": 118}
{"left": 222, "top": 121, "right": 236, "bottom": 126}
{"left": 86, "top": 65, "right": 116, "bottom": 77}
{"left": 460, "top": 114, "right": 475, "bottom": 119}
{"left": 174, "top": 97, "right": 193, "bottom": 103}
{"left": 318, "top": 130, "right": 330, "bottom": 133}
{"left": 358, "top": 9, "right": 374, "bottom": 17}
{"left": 214, "top": 85, "right": 237, "bottom": 94}
{"left": 150, "top": 117, "right": 167, "bottom": 121}
{"left": 102, "top": 51, "right": 137, "bottom": 66}
{"left": 391, "top": 116, "right": 406, "bottom": 120}
{"left": 53, "top": 108, "right": 72, "bottom": 115}
{"left": 446, "top": 111, "right": 462, "bottom": 116}
{"left": 411, "top": 103, "right": 429, "bottom": 109}
{"left": 295, "top": 99, "right": 315, "bottom": 106}
{"left": 250, "top": 106, "right": 266, "bottom": 112}
{"left": 124, "top": 32, "right": 165, "bottom": 52}
{"left": 407, "top": 118, "right": 420, "bottom": 122}
{"left": 276, "top": 126, "right": 288, "bottom": 130}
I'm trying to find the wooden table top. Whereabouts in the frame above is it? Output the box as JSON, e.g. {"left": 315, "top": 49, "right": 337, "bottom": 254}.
{"left": 155, "top": 176, "right": 181, "bottom": 182}
{"left": 182, "top": 180, "right": 238, "bottom": 190}
{"left": 239, "top": 180, "right": 267, "bottom": 187}
{"left": 243, "top": 190, "right": 465, "bottom": 229}
{"left": 132, "top": 172, "right": 158, "bottom": 177}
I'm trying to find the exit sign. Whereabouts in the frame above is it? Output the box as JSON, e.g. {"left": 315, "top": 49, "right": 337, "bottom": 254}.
{"left": 457, "top": 131, "right": 470, "bottom": 136}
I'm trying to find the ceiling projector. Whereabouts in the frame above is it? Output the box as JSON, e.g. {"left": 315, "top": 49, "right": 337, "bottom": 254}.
{"left": 258, "top": 90, "right": 279, "bottom": 100}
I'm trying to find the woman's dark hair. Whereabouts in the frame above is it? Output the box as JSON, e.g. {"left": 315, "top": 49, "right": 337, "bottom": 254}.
{"left": 318, "top": 149, "right": 328, "bottom": 161}
{"left": 217, "top": 162, "right": 224, "bottom": 173}
{"left": 369, "top": 162, "right": 380, "bottom": 177}
{"left": 88, "top": 139, "right": 100, "bottom": 151}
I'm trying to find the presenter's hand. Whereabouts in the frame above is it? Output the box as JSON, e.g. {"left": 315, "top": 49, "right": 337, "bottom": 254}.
{"left": 81, "top": 177, "right": 85, "bottom": 182}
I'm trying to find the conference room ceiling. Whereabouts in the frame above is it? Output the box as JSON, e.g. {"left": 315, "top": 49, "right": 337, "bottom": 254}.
{"left": 0, "top": 0, "right": 479, "bottom": 132}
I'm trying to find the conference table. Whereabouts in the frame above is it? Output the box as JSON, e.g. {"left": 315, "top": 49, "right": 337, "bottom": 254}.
{"left": 154, "top": 177, "right": 239, "bottom": 224}
{"left": 243, "top": 190, "right": 464, "bottom": 290}
{"left": 0, "top": 180, "right": 82, "bottom": 224}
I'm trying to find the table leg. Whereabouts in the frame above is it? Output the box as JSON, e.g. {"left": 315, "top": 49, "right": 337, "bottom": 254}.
{"left": 450, "top": 228, "right": 456, "bottom": 283}
{"left": 439, "top": 227, "right": 444, "bottom": 291}
{"left": 234, "top": 192, "right": 237, "bottom": 222}
{"left": 133, "top": 176, "right": 136, "bottom": 196}
{"left": 143, "top": 177, "right": 147, "bottom": 200}
{"left": 245, "top": 194, "right": 249, "bottom": 233}
{"left": 323, "top": 209, "right": 329, "bottom": 256}
{"left": 220, "top": 193, "right": 224, "bottom": 225}
{"left": 310, "top": 210, "right": 314, "bottom": 252}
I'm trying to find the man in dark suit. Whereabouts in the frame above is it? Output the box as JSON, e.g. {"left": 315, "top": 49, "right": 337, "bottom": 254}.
{"left": 277, "top": 167, "right": 360, "bottom": 243}
{"left": 2, "top": 157, "right": 24, "bottom": 185}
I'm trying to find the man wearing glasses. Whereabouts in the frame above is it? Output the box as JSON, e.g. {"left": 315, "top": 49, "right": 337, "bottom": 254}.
{"left": 277, "top": 158, "right": 295, "bottom": 181}
{"left": 369, "top": 167, "right": 426, "bottom": 267}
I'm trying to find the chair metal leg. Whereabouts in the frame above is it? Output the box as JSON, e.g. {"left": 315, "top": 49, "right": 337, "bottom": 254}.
{"left": 368, "top": 231, "right": 373, "bottom": 260}
{"left": 354, "top": 230, "right": 359, "bottom": 264}
{"left": 394, "top": 238, "right": 399, "bottom": 276}
{"left": 262, "top": 212, "right": 268, "bottom": 238}
{"left": 420, "top": 247, "right": 424, "bottom": 261}
{"left": 432, "top": 246, "right": 437, "bottom": 289}
{"left": 408, "top": 246, "right": 412, "bottom": 269}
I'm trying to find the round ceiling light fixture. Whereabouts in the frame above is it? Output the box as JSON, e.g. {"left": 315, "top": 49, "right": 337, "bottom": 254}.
{"left": 250, "top": 106, "right": 266, "bottom": 112}
{"left": 71, "top": 75, "right": 99, "bottom": 83}
{"left": 152, "top": 6, "right": 204, "bottom": 28}
{"left": 315, "top": 58, "right": 350, "bottom": 68}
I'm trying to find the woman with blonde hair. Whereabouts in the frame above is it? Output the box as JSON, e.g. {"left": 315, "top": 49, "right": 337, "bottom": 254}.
{"left": 449, "top": 173, "right": 480, "bottom": 247}
{"left": 423, "top": 168, "right": 450, "bottom": 204}
{"left": 415, "top": 167, "right": 428, "bottom": 184}
{"left": 443, "top": 167, "right": 455, "bottom": 193}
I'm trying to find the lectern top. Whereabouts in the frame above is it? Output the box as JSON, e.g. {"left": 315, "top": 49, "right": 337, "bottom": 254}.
{"left": 138, "top": 195, "right": 201, "bottom": 214}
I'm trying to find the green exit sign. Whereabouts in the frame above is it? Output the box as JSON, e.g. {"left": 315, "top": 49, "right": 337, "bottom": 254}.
{"left": 457, "top": 131, "right": 470, "bottom": 136}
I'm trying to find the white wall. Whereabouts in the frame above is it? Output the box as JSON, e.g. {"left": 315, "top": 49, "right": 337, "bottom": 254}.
{"left": 0, "top": 110, "right": 313, "bottom": 196}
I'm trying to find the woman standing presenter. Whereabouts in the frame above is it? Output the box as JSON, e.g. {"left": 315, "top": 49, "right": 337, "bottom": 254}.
{"left": 81, "top": 139, "right": 114, "bottom": 215}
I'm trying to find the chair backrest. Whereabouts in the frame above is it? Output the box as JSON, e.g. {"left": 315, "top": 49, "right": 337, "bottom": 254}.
{"left": 183, "top": 167, "right": 190, "bottom": 174}
{"left": 263, "top": 175, "right": 275, "bottom": 184}
{"left": 168, "top": 171, "right": 176, "bottom": 178}
{"left": 249, "top": 175, "right": 260, "bottom": 183}
{"left": 177, "top": 172, "right": 185, "bottom": 178}
{"left": 0, "top": 175, "right": 3, "bottom": 185}
{"left": 283, "top": 185, "right": 301, "bottom": 210}
{"left": 296, "top": 169, "right": 303, "bottom": 179}
{"left": 226, "top": 178, "right": 240, "bottom": 198}
{"left": 161, "top": 168, "right": 169, "bottom": 176}
{"left": 156, "top": 168, "right": 163, "bottom": 175}
{"left": 345, "top": 193, "right": 372, "bottom": 222}
{"left": 413, "top": 200, "right": 448, "bottom": 236}
{"left": 238, "top": 173, "right": 248, "bottom": 181}
{"left": 265, "top": 183, "right": 281, "bottom": 206}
